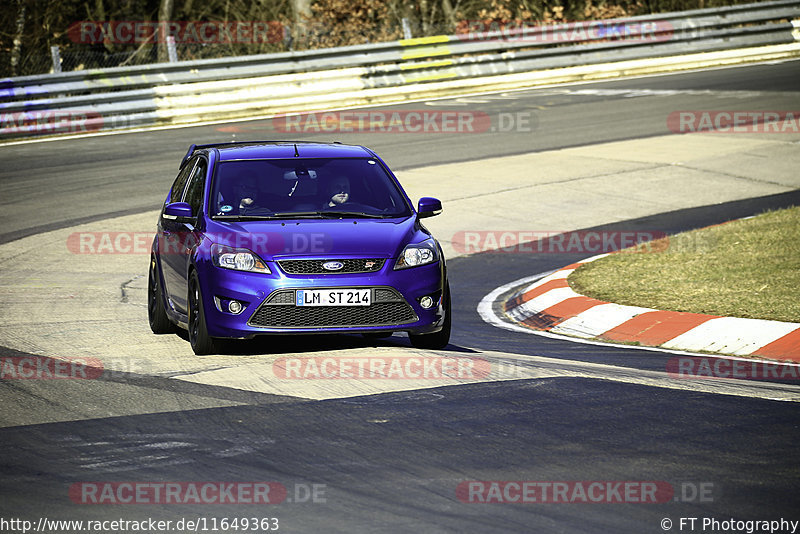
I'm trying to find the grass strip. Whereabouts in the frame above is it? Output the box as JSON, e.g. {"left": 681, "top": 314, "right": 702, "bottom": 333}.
{"left": 568, "top": 206, "right": 800, "bottom": 323}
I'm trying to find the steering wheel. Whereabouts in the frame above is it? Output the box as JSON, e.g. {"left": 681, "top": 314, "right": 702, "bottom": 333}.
{"left": 324, "top": 201, "right": 371, "bottom": 211}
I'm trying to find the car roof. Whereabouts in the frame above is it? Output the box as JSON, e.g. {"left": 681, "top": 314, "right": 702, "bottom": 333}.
{"left": 182, "top": 141, "right": 374, "bottom": 166}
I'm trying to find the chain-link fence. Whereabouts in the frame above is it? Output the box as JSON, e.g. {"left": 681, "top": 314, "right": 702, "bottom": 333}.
{"left": 1, "top": 0, "right": 769, "bottom": 78}
{"left": 5, "top": 20, "right": 418, "bottom": 77}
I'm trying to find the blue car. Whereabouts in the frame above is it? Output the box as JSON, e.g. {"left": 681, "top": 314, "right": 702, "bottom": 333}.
{"left": 148, "top": 141, "right": 450, "bottom": 355}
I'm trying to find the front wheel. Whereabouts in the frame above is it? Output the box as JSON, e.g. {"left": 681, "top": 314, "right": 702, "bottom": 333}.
{"left": 409, "top": 282, "right": 451, "bottom": 350}
{"left": 188, "top": 272, "right": 218, "bottom": 355}
{"left": 148, "top": 256, "right": 175, "bottom": 334}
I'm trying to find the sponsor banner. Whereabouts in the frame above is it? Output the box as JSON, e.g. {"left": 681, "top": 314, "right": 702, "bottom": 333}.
{"left": 667, "top": 111, "right": 800, "bottom": 133}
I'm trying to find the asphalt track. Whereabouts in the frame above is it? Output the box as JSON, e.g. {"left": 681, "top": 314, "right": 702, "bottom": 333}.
{"left": 1, "top": 61, "right": 800, "bottom": 533}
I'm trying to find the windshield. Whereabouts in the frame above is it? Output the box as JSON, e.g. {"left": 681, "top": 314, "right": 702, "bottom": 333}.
{"left": 210, "top": 158, "right": 412, "bottom": 219}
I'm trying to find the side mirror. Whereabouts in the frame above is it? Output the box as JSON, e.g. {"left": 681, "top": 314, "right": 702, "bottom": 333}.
{"left": 164, "top": 202, "right": 193, "bottom": 219}
{"left": 417, "top": 197, "right": 442, "bottom": 219}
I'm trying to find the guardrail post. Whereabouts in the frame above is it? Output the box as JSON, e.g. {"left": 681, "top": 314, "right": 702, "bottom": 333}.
{"left": 166, "top": 35, "right": 178, "bottom": 63}
{"left": 402, "top": 18, "right": 413, "bottom": 39}
{"left": 50, "top": 45, "right": 62, "bottom": 73}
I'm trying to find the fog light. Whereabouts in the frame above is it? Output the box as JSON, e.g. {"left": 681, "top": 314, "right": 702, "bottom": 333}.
{"left": 419, "top": 295, "right": 435, "bottom": 309}
{"left": 228, "top": 300, "right": 243, "bottom": 314}
{"left": 215, "top": 296, "right": 247, "bottom": 315}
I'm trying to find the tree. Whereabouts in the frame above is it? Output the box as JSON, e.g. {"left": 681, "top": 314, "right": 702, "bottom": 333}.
{"left": 157, "top": 0, "right": 173, "bottom": 63}
{"left": 10, "top": 0, "right": 26, "bottom": 76}
{"left": 290, "top": 0, "right": 313, "bottom": 47}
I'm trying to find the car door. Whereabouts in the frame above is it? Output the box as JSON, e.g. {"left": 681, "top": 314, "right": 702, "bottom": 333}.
{"left": 159, "top": 157, "right": 197, "bottom": 312}
{"left": 171, "top": 156, "right": 209, "bottom": 312}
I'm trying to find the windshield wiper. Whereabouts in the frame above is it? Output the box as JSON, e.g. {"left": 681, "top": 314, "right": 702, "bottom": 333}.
{"left": 214, "top": 211, "right": 396, "bottom": 221}
{"left": 267, "top": 211, "right": 388, "bottom": 219}
{"left": 213, "top": 212, "right": 322, "bottom": 220}
{"left": 268, "top": 211, "right": 328, "bottom": 218}
{"left": 319, "top": 211, "right": 389, "bottom": 219}
{"left": 213, "top": 215, "right": 283, "bottom": 220}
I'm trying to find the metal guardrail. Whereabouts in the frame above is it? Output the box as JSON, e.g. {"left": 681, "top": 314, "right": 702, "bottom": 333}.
{"left": 1, "top": 0, "right": 799, "bottom": 139}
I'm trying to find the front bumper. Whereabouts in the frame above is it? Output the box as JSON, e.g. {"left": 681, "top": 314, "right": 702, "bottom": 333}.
{"left": 195, "top": 258, "right": 445, "bottom": 339}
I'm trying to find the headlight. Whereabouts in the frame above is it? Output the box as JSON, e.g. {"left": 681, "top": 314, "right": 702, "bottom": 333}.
{"left": 211, "top": 244, "right": 270, "bottom": 273}
{"left": 394, "top": 238, "right": 439, "bottom": 269}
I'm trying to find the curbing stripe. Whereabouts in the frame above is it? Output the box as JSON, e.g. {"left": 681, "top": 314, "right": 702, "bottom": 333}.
{"left": 545, "top": 268, "right": 576, "bottom": 280}
{"left": 504, "top": 278, "right": 569, "bottom": 312}
{"left": 601, "top": 310, "right": 717, "bottom": 346}
{"left": 662, "top": 317, "right": 800, "bottom": 356}
{"left": 560, "top": 262, "right": 591, "bottom": 271}
{"left": 500, "top": 253, "right": 800, "bottom": 361}
{"left": 551, "top": 302, "right": 654, "bottom": 339}
{"left": 754, "top": 328, "right": 800, "bottom": 361}
{"left": 506, "top": 287, "right": 577, "bottom": 323}
{"left": 540, "top": 296, "right": 606, "bottom": 326}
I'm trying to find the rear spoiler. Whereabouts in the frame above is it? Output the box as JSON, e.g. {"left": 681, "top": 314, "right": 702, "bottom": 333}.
{"left": 180, "top": 144, "right": 197, "bottom": 169}
{"left": 179, "top": 141, "right": 355, "bottom": 169}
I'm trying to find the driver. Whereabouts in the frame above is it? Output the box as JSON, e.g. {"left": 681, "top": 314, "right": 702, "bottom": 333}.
{"left": 324, "top": 176, "right": 350, "bottom": 208}
{"left": 235, "top": 175, "right": 270, "bottom": 215}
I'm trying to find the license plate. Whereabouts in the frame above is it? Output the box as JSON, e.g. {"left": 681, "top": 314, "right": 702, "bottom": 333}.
{"left": 296, "top": 288, "right": 371, "bottom": 307}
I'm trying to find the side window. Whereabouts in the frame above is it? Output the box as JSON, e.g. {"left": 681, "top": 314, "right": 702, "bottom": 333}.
{"left": 184, "top": 158, "right": 208, "bottom": 217}
{"left": 169, "top": 159, "right": 197, "bottom": 204}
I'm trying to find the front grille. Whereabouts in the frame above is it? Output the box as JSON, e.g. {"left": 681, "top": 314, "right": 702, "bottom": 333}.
{"left": 278, "top": 258, "right": 386, "bottom": 275}
{"left": 264, "top": 291, "right": 296, "bottom": 305}
{"left": 249, "top": 287, "right": 417, "bottom": 328}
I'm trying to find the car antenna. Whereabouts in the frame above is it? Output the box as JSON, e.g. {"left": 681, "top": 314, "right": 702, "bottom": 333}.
{"left": 294, "top": 143, "right": 300, "bottom": 157}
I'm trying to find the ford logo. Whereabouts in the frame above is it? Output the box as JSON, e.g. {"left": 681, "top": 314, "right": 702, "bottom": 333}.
{"left": 322, "top": 261, "right": 344, "bottom": 271}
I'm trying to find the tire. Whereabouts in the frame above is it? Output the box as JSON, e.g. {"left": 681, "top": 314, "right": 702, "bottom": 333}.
{"left": 148, "top": 256, "right": 175, "bottom": 334}
{"left": 409, "top": 282, "right": 451, "bottom": 350}
{"left": 188, "top": 272, "right": 218, "bottom": 355}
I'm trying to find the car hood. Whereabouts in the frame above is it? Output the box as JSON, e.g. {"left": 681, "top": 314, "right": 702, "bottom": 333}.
{"left": 204, "top": 216, "right": 427, "bottom": 259}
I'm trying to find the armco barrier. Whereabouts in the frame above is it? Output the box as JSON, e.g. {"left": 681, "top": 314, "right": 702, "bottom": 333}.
{"left": 1, "top": 0, "right": 799, "bottom": 139}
